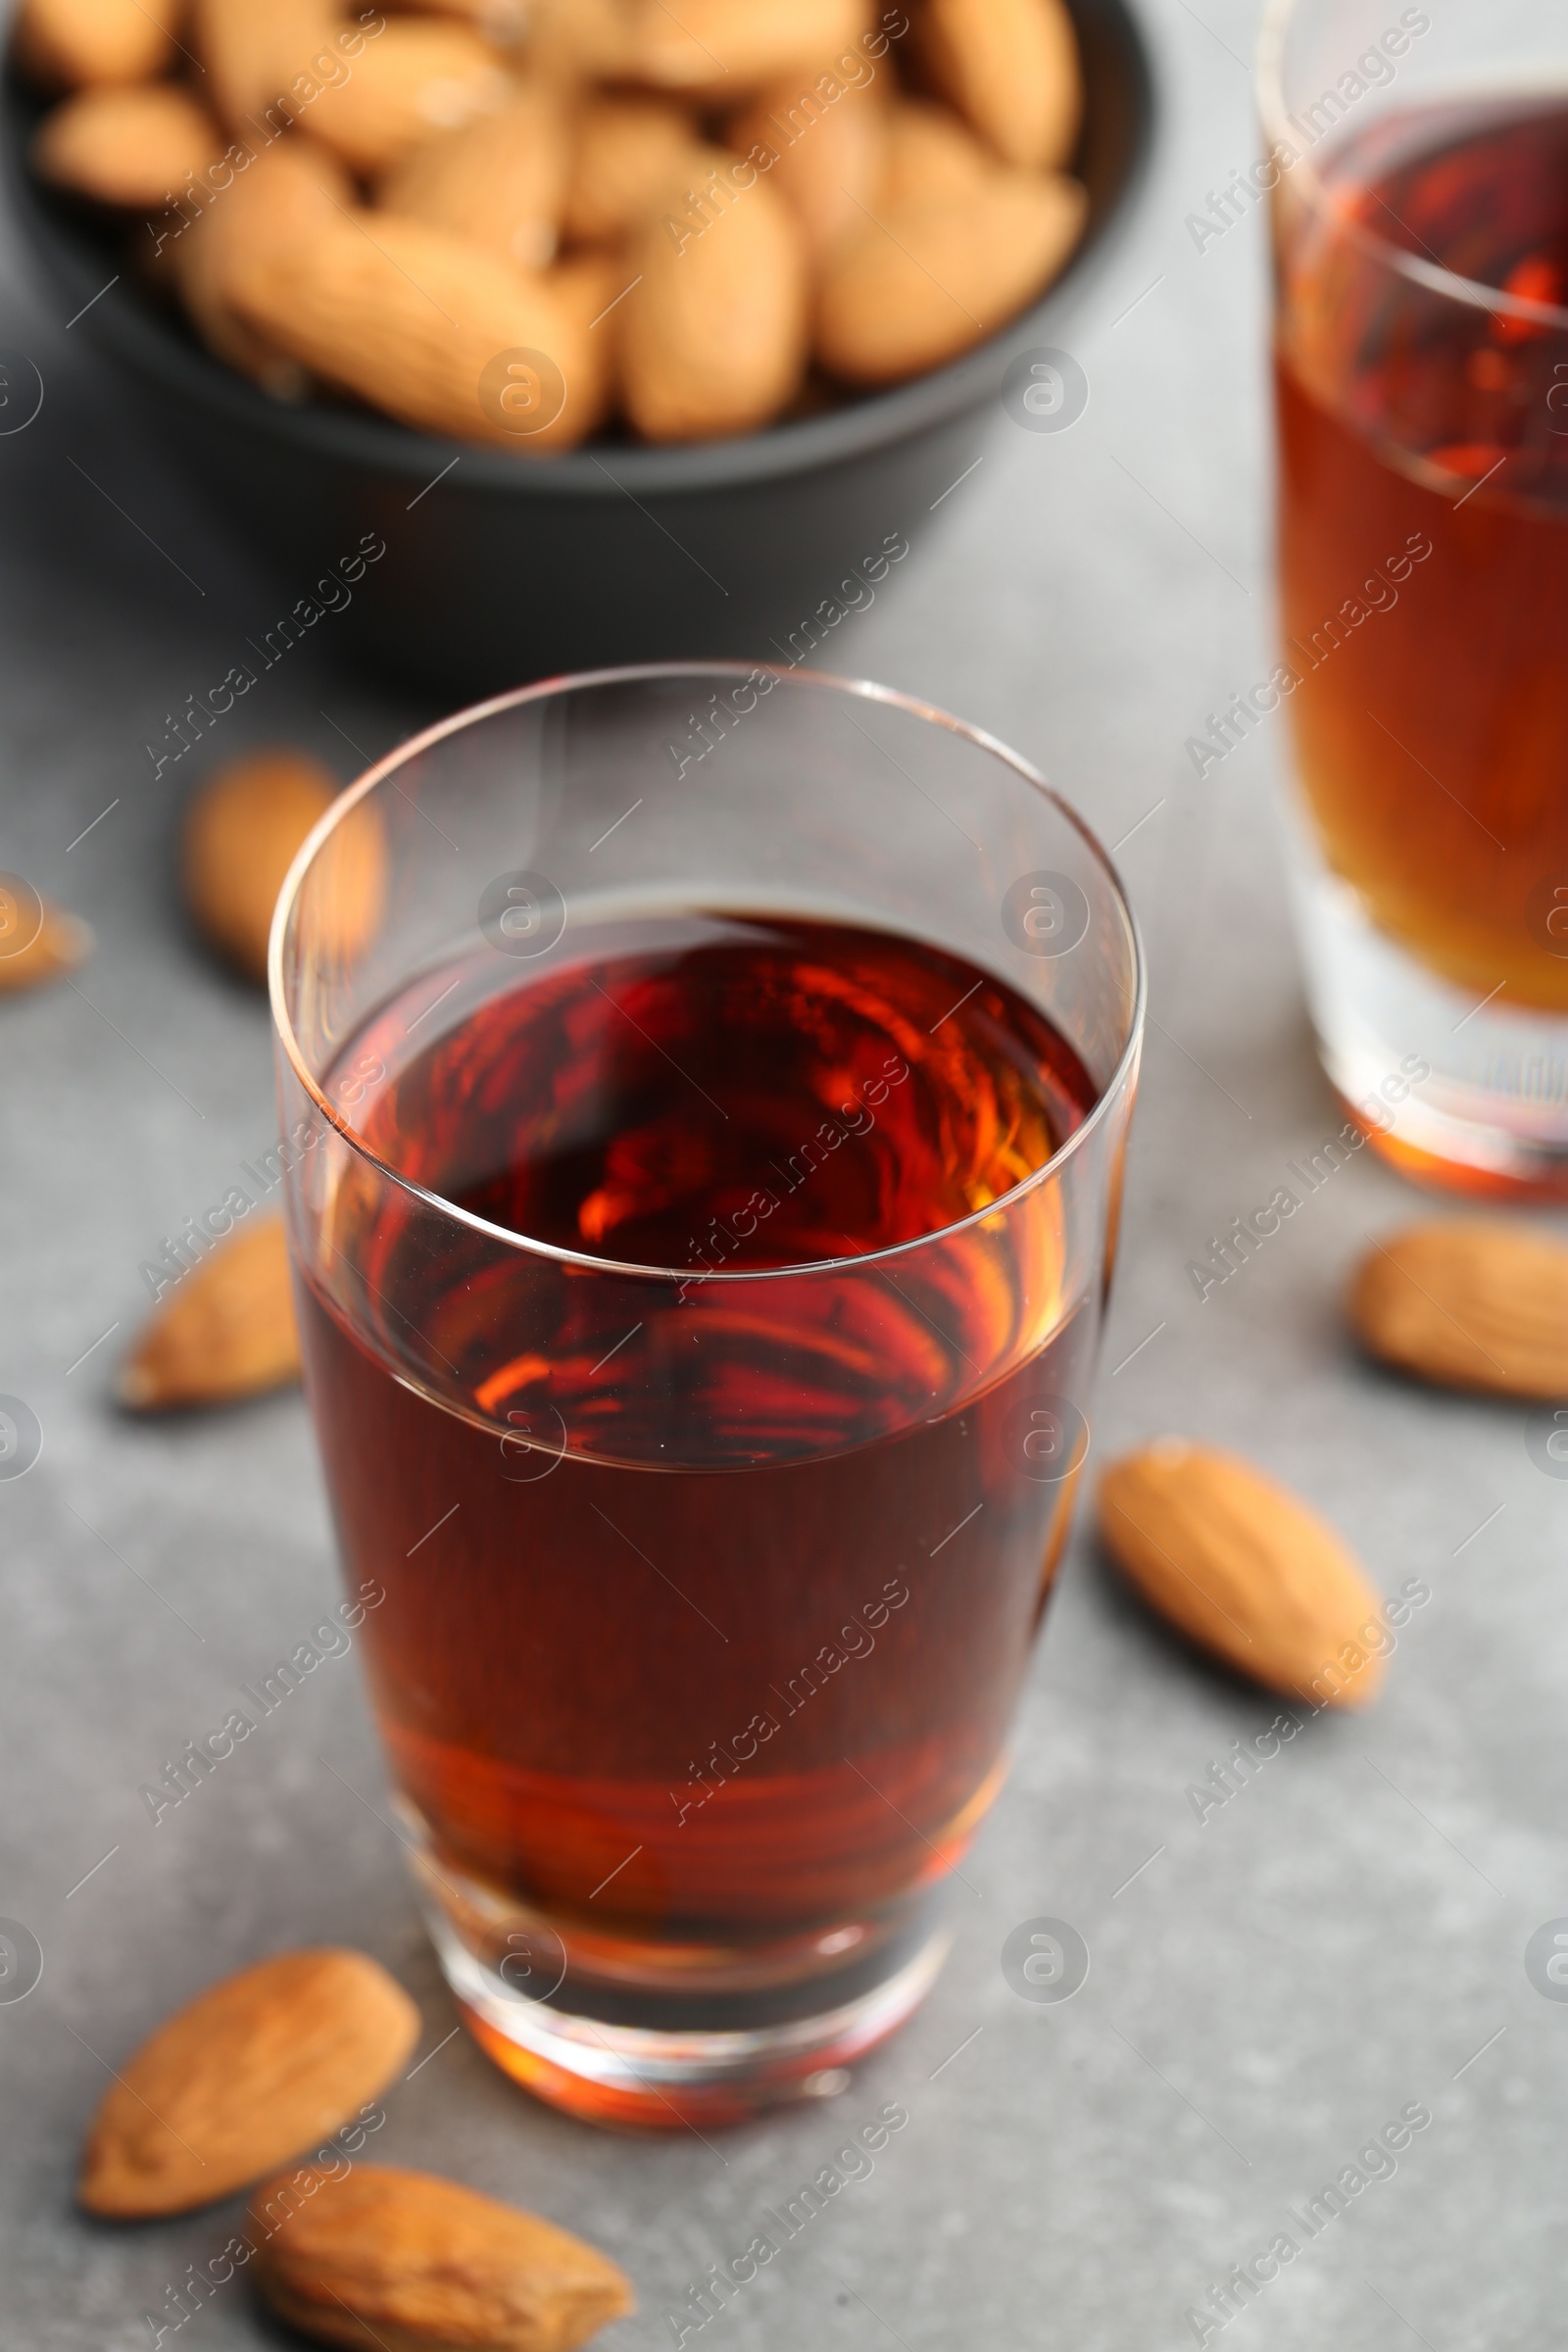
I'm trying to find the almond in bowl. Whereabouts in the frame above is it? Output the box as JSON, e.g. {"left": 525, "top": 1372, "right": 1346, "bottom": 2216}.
{"left": 17, "top": 0, "right": 1092, "bottom": 449}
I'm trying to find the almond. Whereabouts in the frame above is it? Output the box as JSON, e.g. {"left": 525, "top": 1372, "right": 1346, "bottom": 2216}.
{"left": 252, "top": 2164, "right": 635, "bottom": 2352}
{"left": 33, "top": 83, "right": 221, "bottom": 209}
{"left": 620, "top": 146, "right": 808, "bottom": 440}
{"left": 227, "top": 209, "right": 606, "bottom": 451}
{"left": 79, "top": 1951, "right": 418, "bottom": 2218}
{"left": 307, "top": 20, "right": 513, "bottom": 176}
{"left": 628, "top": 0, "right": 870, "bottom": 97}
{"left": 377, "top": 83, "right": 569, "bottom": 272}
{"left": 549, "top": 247, "right": 632, "bottom": 344}
{"left": 173, "top": 136, "right": 354, "bottom": 393}
{"left": 1348, "top": 1220, "right": 1568, "bottom": 1399}
{"left": 524, "top": 0, "right": 639, "bottom": 84}
{"left": 914, "top": 0, "right": 1083, "bottom": 171}
{"left": 730, "top": 69, "right": 887, "bottom": 260}
{"left": 0, "top": 872, "right": 91, "bottom": 992}
{"left": 180, "top": 745, "right": 385, "bottom": 983}
{"left": 878, "top": 96, "right": 993, "bottom": 207}
{"left": 182, "top": 748, "right": 339, "bottom": 981}
{"left": 562, "top": 93, "right": 696, "bottom": 245}
{"left": 387, "top": 0, "right": 527, "bottom": 45}
{"left": 1097, "top": 1440, "right": 1387, "bottom": 1709}
{"left": 194, "top": 0, "right": 343, "bottom": 134}
{"left": 118, "top": 1208, "right": 302, "bottom": 1410}
{"left": 12, "top": 0, "right": 178, "bottom": 90}
{"left": 816, "top": 168, "right": 1086, "bottom": 385}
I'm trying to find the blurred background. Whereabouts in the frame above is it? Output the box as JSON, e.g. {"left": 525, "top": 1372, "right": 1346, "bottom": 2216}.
{"left": 3, "top": 0, "right": 1562, "bottom": 2345}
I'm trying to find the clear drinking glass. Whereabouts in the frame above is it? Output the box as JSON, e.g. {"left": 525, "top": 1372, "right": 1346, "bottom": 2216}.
{"left": 1259, "top": 0, "right": 1568, "bottom": 1195}
{"left": 269, "top": 666, "right": 1143, "bottom": 2129}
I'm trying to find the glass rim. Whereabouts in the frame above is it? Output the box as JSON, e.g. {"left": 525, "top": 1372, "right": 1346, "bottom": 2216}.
{"left": 1255, "top": 0, "right": 1568, "bottom": 333}
{"left": 268, "top": 662, "right": 1146, "bottom": 1291}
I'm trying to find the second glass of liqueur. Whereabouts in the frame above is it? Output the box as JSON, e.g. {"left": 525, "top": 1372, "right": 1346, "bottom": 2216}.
{"left": 270, "top": 667, "right": 1143, "bottom": 2127}
{"left": 1261, "top": 0, "right": 1568, "bottom": 1194}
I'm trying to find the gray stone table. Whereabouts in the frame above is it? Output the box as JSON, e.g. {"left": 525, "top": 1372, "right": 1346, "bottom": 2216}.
{"left": 2, "top": 2, "right": 1560, "bottom": 2345}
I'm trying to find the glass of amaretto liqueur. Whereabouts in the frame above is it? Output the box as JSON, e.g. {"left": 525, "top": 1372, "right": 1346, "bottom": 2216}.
{"left": 270, "top": 665, "right": 1143, "bottom": 2128}
{"left": 1261, "top": 0, "right": 1568, "bottom": 1194}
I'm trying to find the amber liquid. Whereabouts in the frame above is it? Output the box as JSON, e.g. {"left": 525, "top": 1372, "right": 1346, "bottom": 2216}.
{"left": 1277, "top": 97, "right": 1568, "bottom": 1007}
{"left": 298, "top": 912, "right": 1100, "bottom": 2003}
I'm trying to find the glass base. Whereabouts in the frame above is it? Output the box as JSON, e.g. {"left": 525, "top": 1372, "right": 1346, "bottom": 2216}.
{"left": 436, "top": 1918, "right": 952, "bottom": 2132}
{"left": 1288, "top": 829, "right": 1568, "bottom": 1200}
{"left": 401, "top": 1808, "right": 954, "bottom": 2130}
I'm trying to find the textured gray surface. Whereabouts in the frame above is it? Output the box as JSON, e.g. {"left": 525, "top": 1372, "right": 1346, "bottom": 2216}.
{"left": 2, "top": 3, "right": 1562, "bottom": 2347}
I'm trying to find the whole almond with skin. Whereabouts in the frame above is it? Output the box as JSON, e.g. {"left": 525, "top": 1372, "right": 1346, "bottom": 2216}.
{"left": 386, "top": 0, "right": 527, "bottom": 43}
{"left": 118, "top": 1208, "right": 302, "bottom": 1410}
{"left": 194, "top": 0, "right": 344, "bottom": 134}
{"left": 1349, "top": 1221, "right": 1568, "bottom": 1399}
{"left": 524, "top": 0, "right": 638, "bottom": 84}
{"left": 79, "top": 1951, "right": 418, "bottom": 2218}
{"left": 878, "top": 96, "right": 993, "bottom": 207}
{"left": 307, "top": 20, "right": 512, "bottom": 176}
{"left": 173, "top": 135, "right": 354, "bottom": 392}
{"left": 377, "top": 84, "right": 569, "bottom": 271}
{"left": 12, "top": 0, "right": 178, "bottom": 89}
{"left": 33, "top": 85, "right": 222, "bottom": 209}
{"left": 227, "top": 210, "right": 605, "bottom": 451}
{"left": 562, "top": 93, "right": 696, "bottom": 245}
{"left": 252, "top": 2165, "right": 635, "bottom": 2352}
{"left": 816, "top": 168, "right": 1086, "bottom": 385}
{"left": 915, "top": 0, "right": 1083, "bottom": 170}
{"left": 731, "top": 68, "right": 887, "bottom": 260}
{"left": 1098, "top": 1441, "right": 1387, "bottom": 1709}
{"left": 620, "top": 147, "right": 808, "bottom": 440}
{"left": 0, "top": 873, "right": 91, "bottom": 992}
{"left": 628, "top": 0, "right": 871, "bottom": 98}
{"left": 548, "top": 247, "right": 631, "bottom": 345}
{"left": 183, "top": 749, "right": 340, "bottom": 981}
{"left": 181, "top": 745, "right": 385, "bottom": 983}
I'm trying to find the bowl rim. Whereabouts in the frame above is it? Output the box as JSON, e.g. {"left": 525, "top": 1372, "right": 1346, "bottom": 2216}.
{"left": 2, "top": 0, "right": 1156, "bottom": 496}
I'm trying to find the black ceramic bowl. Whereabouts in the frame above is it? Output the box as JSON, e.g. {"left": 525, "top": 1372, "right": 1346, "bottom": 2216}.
{"left": 5, "top": 0, "right": 1152, "bottom": 696}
